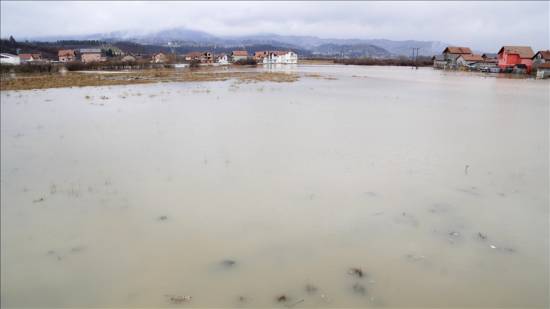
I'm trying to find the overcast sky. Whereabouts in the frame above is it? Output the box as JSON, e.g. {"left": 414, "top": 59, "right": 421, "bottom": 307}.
{"left": 1, "top": 1, "right": 548, "bottom": 51}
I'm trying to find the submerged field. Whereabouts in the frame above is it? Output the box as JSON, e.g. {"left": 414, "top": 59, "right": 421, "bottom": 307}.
{"left": 1, "top": 65, "right": 548, "bottom": 308}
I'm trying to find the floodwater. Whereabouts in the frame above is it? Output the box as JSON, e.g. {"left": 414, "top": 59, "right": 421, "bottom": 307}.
{"left": 1, "top": 65, "right": 548, "bottom": 308}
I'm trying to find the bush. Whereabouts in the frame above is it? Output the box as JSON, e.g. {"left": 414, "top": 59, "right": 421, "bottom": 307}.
{"left": 188, "top": 59, "right": 201, "bottom": 68}
{"left": 234, "top": 57, "right": 257, "bottom": 65}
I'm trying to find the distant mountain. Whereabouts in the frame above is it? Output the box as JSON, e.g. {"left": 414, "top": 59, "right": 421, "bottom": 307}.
{"left": 312, "top": 43, "right": 391, "bottom": 58}
{"left": 23, "top": 26, "right": 450, "bottom": 57}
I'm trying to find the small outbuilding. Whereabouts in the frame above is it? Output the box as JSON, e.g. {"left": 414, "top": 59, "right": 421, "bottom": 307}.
{"left": 442, "top": 46, "right": 473, "bottom": 67}
{"left": 456, "top": 54, "right": 483, "bottom": 67}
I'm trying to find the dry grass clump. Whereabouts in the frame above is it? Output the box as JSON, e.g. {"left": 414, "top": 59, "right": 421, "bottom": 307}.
{"left": 303, "top": 73, "right": 338, "bottom": 80}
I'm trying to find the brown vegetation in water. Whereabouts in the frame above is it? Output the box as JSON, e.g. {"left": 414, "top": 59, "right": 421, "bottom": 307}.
{"left": 334, "top": 57, "right": 433, "bottom": 67}
{"left": 0, "top": 69, "right": 300, "bottom": 91}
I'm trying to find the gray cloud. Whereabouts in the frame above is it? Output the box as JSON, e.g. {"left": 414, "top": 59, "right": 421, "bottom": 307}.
{"left": 1, "top": 1, "right": 548, "bottom": 51}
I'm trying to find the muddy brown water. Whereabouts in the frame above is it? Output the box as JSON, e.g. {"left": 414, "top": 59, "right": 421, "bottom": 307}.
{"left": 1, "top": 65, "right": 548, "bottom": 308}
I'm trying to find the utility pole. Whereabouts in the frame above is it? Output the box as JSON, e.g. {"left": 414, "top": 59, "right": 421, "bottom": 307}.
{"left": 411, "top": 47, "right": 420, "bottom": 69}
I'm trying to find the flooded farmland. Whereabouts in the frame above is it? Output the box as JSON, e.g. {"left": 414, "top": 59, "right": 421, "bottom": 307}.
{"left": 1, "top": 65, "right": 548, "bottom": 308}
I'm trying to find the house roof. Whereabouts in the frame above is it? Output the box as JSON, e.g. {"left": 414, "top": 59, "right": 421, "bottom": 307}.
{"left": 270, "top": 51, "right": 290, "bottom": 56}
{"left": 482, "top": 53, "right": 497, "bottom": 59}
{"left": 0, "top": 53, "right": 18, "bottom": 58}
{"left": 497, "top": 46, "right": 534, "bottom": 59}
{"left": 185, "top": 51, "right": 204, "bottom": 57}
{"left": 533, "top": 50, "right": 550, "bottom": 60}
{"left": 443, "top": 46, "right": 472, "bottom": 54}
{"left": 232, "top": 50, "right": 248, "bottom": 56}
{"left": 459, "top": 54, "right": 483, "bottom": 61}
{"left": 58, "top": 49, "right": 75, "bottom": 57}
{"left": 80, "top": 48, "right": 101, "bottom": 54}
{"left": 18, "top": 53, "right": 34, "bottom": 60}
{"left": 537, "top": 63, "right": 550, "bottom": 69}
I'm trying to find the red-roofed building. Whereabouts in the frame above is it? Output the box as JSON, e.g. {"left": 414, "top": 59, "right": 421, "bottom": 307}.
{"left": 58, "top": 49, "right": 76, "bottom": 62}
{"left": 497, "top": 46, "right": 534, "bottom": 73}
{"left": 18, "top": 53, "right": 42, "bottom": 62}
{"left": 442, "top": 46, "right": 473, "bottom": 67}
{"left": 231, "top": 50, "right": 248, "bottom": 62}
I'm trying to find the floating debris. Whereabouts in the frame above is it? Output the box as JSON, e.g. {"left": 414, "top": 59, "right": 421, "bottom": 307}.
{"left": 70, "top": 246, "right": 85, "bottom": 253}
{"left": 464, "top": 164, "right": 470, "bottom": 175}
{"left": 405, "top": 253, "right": 426, "bottom": 262}
{"left": 237, "top": 296, "right": 247, "bottom": 303}
{"left": 456, "top": 187, "right": 481, "bottom": 197}
{"left": 352, "top": 283, "right": 367, "bottom": 295}
{"left": 285, "top": 299, "right": 304, "bottom": 308}
{"left": 221, "top": 259, "right": 236, "bottom": 268}
{"left": 348, "top": 267, "right": 364, "bottom": 278}
{"left": 449, "top": 231, "right": 461, "bottom": 237}
{"left": 365, "top": 191, "right": 378, "bottom": 197}
{"left": 395, "top": 212, "right": 419, "bottom": 227}
{"left": 478, "top": 232, "right": 488, "bottom": 240}
{"left": 32, "top": 197, "right": 45, "bottom": 203}
{"left": 489, "top": 244, "right": 497, "bottom": 249}
{"left": 158, "top": 215, "right": 168, "bottom": 221}
{"left": 305, "top": 284, "right": 318, "bottom": 294}
{"left": 276, "top": 295, "right": 288, "bottom": 303}
{"left": 165, "top": 295, "right": 192, "bottom": 304}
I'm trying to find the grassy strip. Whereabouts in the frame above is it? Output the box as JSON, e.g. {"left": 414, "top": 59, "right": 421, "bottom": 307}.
{"left": 0, "top": 69, "right": 300, "bottom": 91}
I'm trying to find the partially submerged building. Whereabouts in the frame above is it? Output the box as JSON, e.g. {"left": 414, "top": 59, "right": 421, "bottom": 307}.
{"left": 456, "top": 54, "right": 483, "bottom": 67}
{"left": 442, "top": 46, "right": 473, "bottom": 68}
{"left": 497, "top": 46, "right": 534, "bottom": 73}
{"left": 432, "top": 55, "right": 446, "bottom": 69}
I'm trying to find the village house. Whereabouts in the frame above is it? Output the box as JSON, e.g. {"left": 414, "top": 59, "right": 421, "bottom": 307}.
{"left": 442, "top": 46, "right": 472, "bottom": 68}
{"left": 531, "top": 50, "right": 550, "bottom": 69}
{"left": 80, "top": 48, "right": 105, "bottom": 63}
{"left": 0, "top": 53, "right": 20, "bottom": 65}
{"left": 482, "top": 53, "right": 498, "bottom": 61}
{"left": 152, "top": 53, "right": 167, "bottom": 63}
{"left": 231, "top": 50, "right": 248, "bottom": 62}
{"left": 254, "top": 51, "right": 269, "bottom": 61}
{"left": 263, "top": 51, "right": 298, "bottom": 64}
{"left": 456, "top": 54, "right": 483, "bottom": 68}
{"left": 217, "top": 54, "right": 229, "bottom": 65}
{"left": 18, "top": 53, "right": 43, "bottom": 63}
{"left": 497, "top": 46, "right": 534, "bottom": 73}
{"left": 184, "top": 51, "right": 213, "bottom": 63}
{"left": 58, "top": 49, "right": 76, "bottom": 62}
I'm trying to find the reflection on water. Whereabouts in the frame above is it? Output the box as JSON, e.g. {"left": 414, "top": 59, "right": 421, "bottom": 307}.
{"left": 1, "top": 66, "right": 548, "bottom": 308}
{"left": 263, "top": 63, "right": 298, "bottom": 73}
